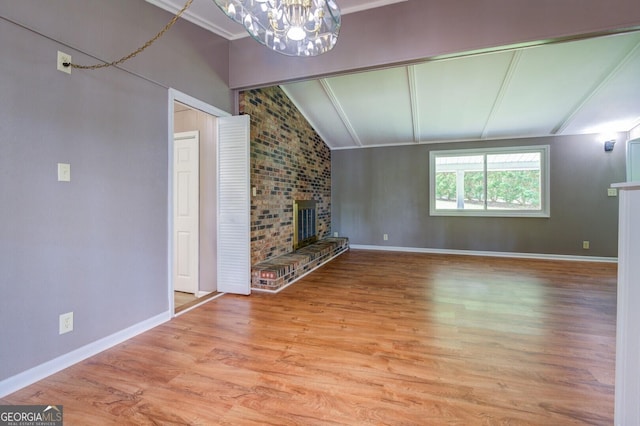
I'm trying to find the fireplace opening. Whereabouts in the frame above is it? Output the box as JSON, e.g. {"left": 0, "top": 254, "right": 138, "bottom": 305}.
{"left": 293, "top": 199, "right": 317, "bottom": 250}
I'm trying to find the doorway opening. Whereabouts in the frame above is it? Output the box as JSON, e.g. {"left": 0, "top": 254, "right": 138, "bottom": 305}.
{"left": 169, "top": 88, "right": 251, "bottom": 315}
{"left": 169, "top": 90, "right": 228, "bottom": 315}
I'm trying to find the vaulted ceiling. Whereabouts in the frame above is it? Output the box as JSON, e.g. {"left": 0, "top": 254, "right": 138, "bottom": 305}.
{"left": 282, "top": 32, "right": 640, "bottom": 149}
{"left": 148, "top": 0, "right": 640, "bottom": 150}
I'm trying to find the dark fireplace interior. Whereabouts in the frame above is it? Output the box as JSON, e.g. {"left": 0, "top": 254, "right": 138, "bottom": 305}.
{"left": 293, "top": 199, "right": 317, "bottom": 250}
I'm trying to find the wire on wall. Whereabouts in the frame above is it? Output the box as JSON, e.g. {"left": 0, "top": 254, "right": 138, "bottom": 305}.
{"left": 63, "top": 0, "right": 194, "bottom": 70}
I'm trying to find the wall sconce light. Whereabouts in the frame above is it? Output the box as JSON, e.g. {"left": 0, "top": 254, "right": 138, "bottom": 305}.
{"left": 604, "top": 140, "right": 616, "bottom": 152}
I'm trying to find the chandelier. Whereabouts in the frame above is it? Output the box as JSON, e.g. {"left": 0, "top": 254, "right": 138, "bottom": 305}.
{"left": 213, "top": 0, "right": 341, "bottom": 57}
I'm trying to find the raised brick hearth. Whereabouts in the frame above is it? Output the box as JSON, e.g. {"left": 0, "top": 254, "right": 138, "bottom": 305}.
{"left": 251, "top": 237, "right": 349, "bottom": 292}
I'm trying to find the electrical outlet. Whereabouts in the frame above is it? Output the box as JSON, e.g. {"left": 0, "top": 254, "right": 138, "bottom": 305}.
{"left": 57, "top": 51, "right": 72, "bottom": 74}
{"left": 582, "top": 241, "right": 590, "bottom": 250}
{"left": 333, "top": 232, "right": 338, "bottom": 237}
{"left": 59, "top": 312, "right": 73, "bottom": 334}
{"left": 608, "top": 188, "right": 618, "bottom": 197}
{"left": 383, "top": 234, "right": 389, "bottom": 241}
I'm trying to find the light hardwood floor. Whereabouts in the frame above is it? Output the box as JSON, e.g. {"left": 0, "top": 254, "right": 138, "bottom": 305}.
{"left": 1, "top": 250, "right": 617, "bottom": 425}
{"left": 175, "top": 291, "right": 223, "bottom": 314}
{"left": 174, "top": 291, "right": 198, "bottom": 307}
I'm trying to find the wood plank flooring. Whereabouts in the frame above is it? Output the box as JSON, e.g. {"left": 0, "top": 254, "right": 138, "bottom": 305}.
{"left": 174, "top": 291, "right": 198, "bottom": 309}
{"left": 174, "top": 291, "right": 222, "bottom": 314}
{"left": 1, "top": 250, "right": 617, "bottom": 425}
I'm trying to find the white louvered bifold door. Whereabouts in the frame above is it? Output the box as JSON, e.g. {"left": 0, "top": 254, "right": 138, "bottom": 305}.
{"left": 217, "top": 115, "right": 251, "bottom": 295}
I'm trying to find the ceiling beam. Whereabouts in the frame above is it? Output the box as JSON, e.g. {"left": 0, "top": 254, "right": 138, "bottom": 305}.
{"left": 481, "top": 51, "right": 522, "bottom": 139}
{"left": 228, "top": 0, "right": 640, "bottom": 89}
{"left": 407, "top": 65, "right": 421, "bottom": 143}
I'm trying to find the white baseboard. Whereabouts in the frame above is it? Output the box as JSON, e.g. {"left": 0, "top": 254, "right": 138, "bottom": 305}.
{"left": 0, "top": 310, "right": 172, "bottom": 398}
{"left": 350, "top": 244, "right": 618, "bottom": 263}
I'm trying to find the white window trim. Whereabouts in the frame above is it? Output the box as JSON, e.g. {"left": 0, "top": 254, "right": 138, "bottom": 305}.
{"left": 429, "top": 145, "right": 550, "bottom": 218}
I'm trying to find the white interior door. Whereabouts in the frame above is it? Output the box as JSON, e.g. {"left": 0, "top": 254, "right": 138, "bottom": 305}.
{"left": 217, "top": 115, "right": 251, "bottom": 295}
{"left": 173, "top": 131, "right": 199, "bottom": 294}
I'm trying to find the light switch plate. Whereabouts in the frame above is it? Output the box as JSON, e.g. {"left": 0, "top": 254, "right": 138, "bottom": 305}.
{"left": 57, "top": 163, "right": 71, "bottom": 182}
{"left": 607, "top": 188, "right": 617, "bottom": 197}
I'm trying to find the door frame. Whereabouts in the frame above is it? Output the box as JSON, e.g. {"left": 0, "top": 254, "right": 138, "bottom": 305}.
{"left": 168, "top": 89, "right": 230, "bottom": 315}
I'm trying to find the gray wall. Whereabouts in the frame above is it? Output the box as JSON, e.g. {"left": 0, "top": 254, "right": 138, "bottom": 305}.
{"left": 332, "top": 134, "right": 626, "bottom": 257}
{"left": 0, "top": 0, "right": 230, "bottom": 381}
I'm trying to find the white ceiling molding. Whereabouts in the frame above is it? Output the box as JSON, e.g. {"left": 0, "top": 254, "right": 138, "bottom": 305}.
{"left": 407, "top": 65, "right": 420, "bottom": 143}
{"left": 339, "top": 0, "right": 409, "bottom": 15}
{"left": 319, "top": 79, "right": 362, "bottom": 147}
{"left": 146, "top": 0, "right": 409, "bottom": 40}
{"left": 146, "top": 0, "right": 246, "bottom": 39}
{"left": 481, "top": 51, "right": 522, "bottom": 140}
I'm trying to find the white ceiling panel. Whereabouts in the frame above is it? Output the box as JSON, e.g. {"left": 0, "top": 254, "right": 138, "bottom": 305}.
{"left": 321, "top": 67, "right": 415, "bottom": 146}
{"left": 284, "top": 31, "right": 640, "bottom": 149}
{"left": 412, "top": 51, "right": 515, "bottom": 141}
{"left": 560, "top": 40, "right": 640, "bottom": 135}
{"left": 485, "top": 32, "right": 640, "bottom": 139}
{"left": 281, "top": 80, "right": 356, "bottom": 149}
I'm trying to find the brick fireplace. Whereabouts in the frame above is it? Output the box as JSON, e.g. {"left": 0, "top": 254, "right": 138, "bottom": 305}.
{"left": 239, "top": 86, "right": 332, "bottom": 266}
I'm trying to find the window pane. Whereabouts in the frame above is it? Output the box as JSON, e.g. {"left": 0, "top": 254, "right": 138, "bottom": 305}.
{"left": 435, "top": 155, "right": 484, "bottom": 210}
{"left": 430, "top": 146, "right": 549, "bottom": 217}
{"left": 486, "top": 152, "right": 541, "bottom": 210}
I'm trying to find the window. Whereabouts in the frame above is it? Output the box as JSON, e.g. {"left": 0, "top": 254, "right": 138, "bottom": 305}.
{"left": 429, "top": 146, "right": 549, "bottom": 217}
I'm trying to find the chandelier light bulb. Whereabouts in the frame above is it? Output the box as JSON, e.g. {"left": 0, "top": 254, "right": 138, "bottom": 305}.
{"left": 287, "top": 26, "right": 306, "bottom": 41}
